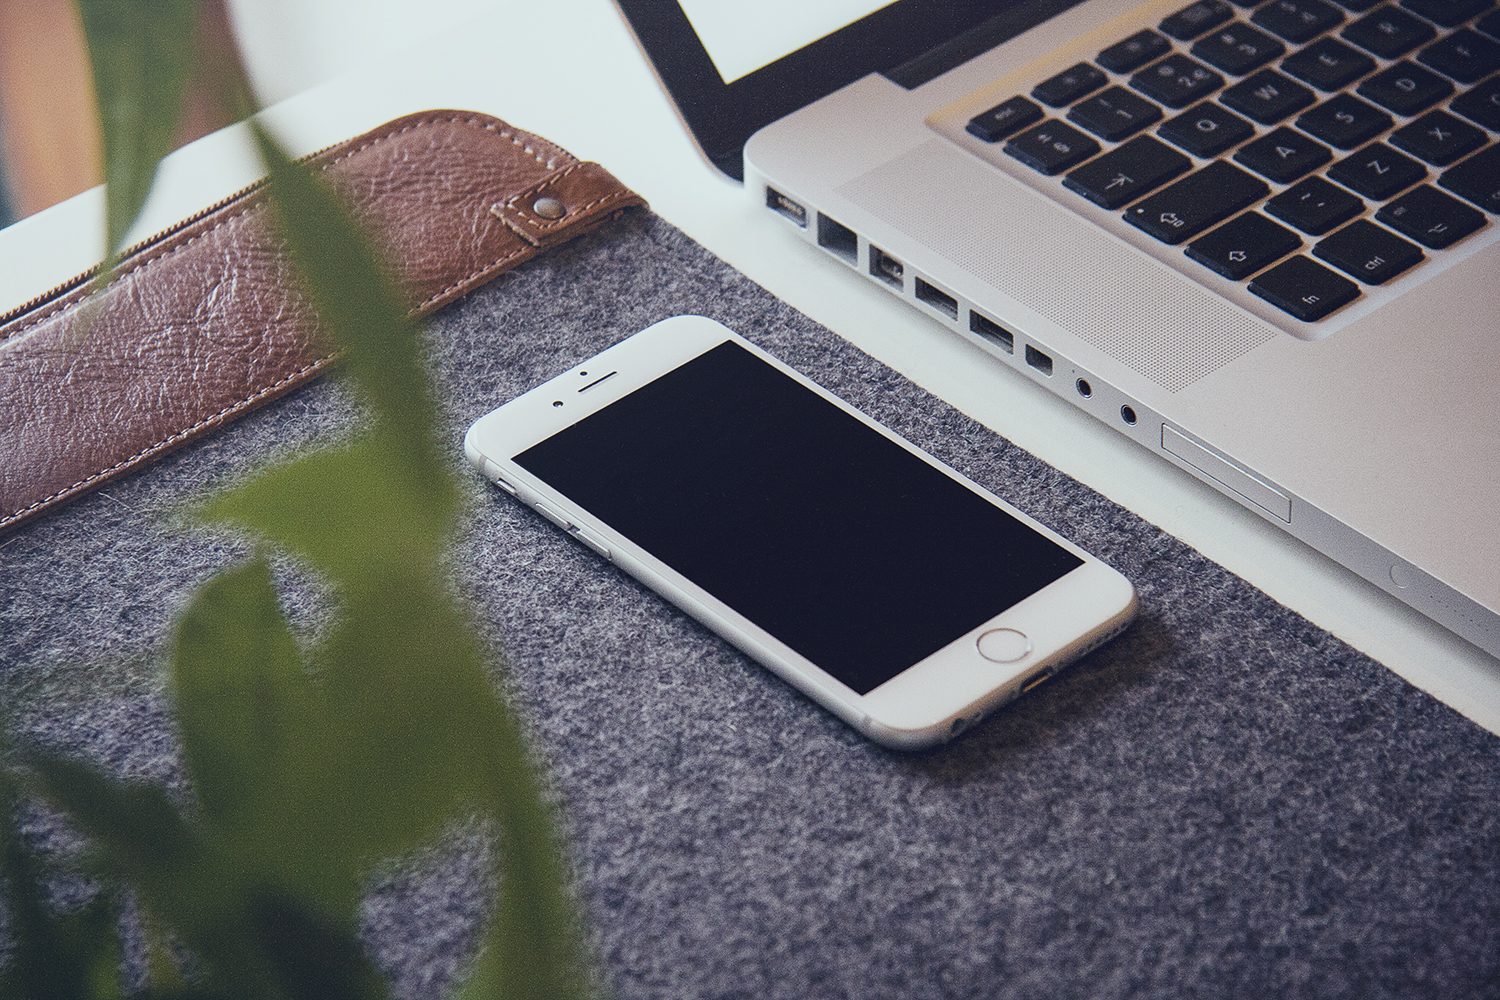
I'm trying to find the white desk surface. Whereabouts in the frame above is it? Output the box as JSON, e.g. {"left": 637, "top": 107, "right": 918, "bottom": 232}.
{"left": 3, "top": 0, "right": 1497, "bottom": 735}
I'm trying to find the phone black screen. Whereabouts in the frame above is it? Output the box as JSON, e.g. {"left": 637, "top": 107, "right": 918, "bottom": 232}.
{"left": 514, "top": 340, "right": 1082, "bottom": 695}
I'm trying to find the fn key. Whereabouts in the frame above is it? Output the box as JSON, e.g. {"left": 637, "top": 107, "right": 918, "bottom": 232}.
{"left": 1249, "top": 256, "right": 1359, "bottom": 321}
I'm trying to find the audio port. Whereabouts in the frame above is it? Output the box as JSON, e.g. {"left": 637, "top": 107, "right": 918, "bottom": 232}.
{"left": 1120, "top": 405, "right": 1137, "bottom": 426}
{"left": 1075, "top": 378, "right": 1092, "bottom": 398}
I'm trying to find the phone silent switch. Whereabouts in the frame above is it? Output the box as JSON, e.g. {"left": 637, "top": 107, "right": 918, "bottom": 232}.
{"left": 976, "top": 628, "right": 1032, "bottom": 663}
{"left": 482, "top": 458, "right": 515, "bottom": 493}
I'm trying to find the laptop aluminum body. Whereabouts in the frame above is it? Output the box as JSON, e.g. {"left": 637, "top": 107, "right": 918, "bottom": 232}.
{"left": 630, "top": 0, "right": 1500, "bottom": 658}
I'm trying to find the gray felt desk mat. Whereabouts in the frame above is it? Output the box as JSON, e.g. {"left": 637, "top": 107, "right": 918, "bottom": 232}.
{"left": 2, "top": 212, "right": 1498, "bottom": 999}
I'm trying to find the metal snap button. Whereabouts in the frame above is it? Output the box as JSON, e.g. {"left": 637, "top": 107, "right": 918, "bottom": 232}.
{"left": 532, "top": 196, "right": 566, "bottom": 220}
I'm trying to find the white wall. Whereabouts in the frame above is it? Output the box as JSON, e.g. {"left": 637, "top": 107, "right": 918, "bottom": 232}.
{"left": 227, "top": 0, "right": 497, "bottom": 105}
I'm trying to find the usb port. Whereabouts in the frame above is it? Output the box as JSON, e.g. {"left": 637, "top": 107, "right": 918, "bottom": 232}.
{"left": 1025, "top": 344, "right": 1053, "bottom": 377}
{"left": 870, "top": 246, "right": 903, "bottom": 287}
{"left": 816, "top": 213, "right": 857, "bottom": 264}
{"left": 969, "top": 311, "right": 1014, "bottom": 354}
{"left": 766, "top": 187, "right": 807, "bottom": 228}
{"left": 915, "top": 278, "right": 958, "bottom": 319}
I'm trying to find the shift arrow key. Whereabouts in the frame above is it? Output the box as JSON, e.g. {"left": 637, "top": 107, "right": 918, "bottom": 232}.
{"left": 1123, "top": 160, "right": 1269, "bottom": 244}
{"left": 1186, "top": 211, "right": 1302, "bottom": 280}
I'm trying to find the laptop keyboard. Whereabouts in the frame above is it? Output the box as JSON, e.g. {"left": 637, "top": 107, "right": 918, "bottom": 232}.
{"left": 960, "top": 0, "right": 1498, "bottom": 324}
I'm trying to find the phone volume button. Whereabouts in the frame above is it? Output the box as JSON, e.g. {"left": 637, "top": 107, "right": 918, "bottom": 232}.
{"left": 532, "top": 501, "right": 571, "bottom": 530}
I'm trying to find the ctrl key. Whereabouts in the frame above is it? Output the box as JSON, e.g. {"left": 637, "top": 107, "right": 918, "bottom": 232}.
{"left": 1249, "top": 255, "right": 1360, "bottom": 321}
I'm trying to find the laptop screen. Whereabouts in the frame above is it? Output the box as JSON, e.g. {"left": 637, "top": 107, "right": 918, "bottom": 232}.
{"left": 675, "top": 1, "right": 900, "bottom": 84}
{"left": 615, "top": 0, "right": 1082, "bottom": 177}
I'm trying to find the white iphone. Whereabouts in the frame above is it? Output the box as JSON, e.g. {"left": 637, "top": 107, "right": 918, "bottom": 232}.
{"left": 465, "top": 316, "right": 1136, "bottom": 749}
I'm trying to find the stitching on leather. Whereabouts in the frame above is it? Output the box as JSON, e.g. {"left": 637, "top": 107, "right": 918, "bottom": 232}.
{"left": 0, "top": 113, "right": 566, "bottom": 346}
{"left": 503, "top": 163, "right": 638, "bottom": 234}
{"left": 0, "top": 113, "right": 622, "bottom": 525}
{"left": 414, "top": 244, "right": 533, "bottom": 312}
{"left": 0, "top": 354, "right": 335, "bottom": 529}
{"left": 1, "top": 232, "right": 539, "bottom": 526}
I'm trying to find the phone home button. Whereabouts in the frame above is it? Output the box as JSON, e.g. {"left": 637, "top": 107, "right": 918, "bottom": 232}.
{"left": 976, "top": 628, "right": 1031, "bottom": 663}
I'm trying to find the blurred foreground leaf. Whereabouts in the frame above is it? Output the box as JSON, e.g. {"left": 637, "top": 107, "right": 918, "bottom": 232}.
{"left": 0, "top": 770, "right": 126, "bottom": 999}
{"left": 188, "top": 126, "right": 590, "bottom": 998}
{"left": 4, "top": 27, "right": 594, "bottom": 996}
{"left": 75, "top": 0, "right": 200, "bottom": 258}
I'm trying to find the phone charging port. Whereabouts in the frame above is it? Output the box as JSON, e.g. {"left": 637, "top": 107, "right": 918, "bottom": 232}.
{"left": 1020, "top": 670, "right": 1053, "bottom": 696}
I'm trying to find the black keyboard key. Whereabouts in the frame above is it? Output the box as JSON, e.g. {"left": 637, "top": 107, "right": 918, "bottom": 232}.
{"left": 1242, "top": 256, "right": 1362, "bottom": 319}
{"left": 1479, "top": 11, "right": 1500, "bottom": 41}
{"left": 1124, "top": 160, "right": 1271, "bottom": 242}
{"left": 1069, "top": 86, "right": 1164, "bottom": 141}
{"left": 1377, "top": 184, "right": 1487, "bottom": 246}
{"left": 1161, "top": 0, "right": 1235, "bottom": 40}
{"left": 1282, "top": 37, "right": 1376, "bottom": 90}
{"left": 1064, "top": 135, "right": 1192, "bottom": 208}
{"left": 1004, "top": 120, "right": 1102, "bottom": 175}
{"left": 1250, "top": 255, "right": 1361, "bottom": 318}
{"left": 1439, "top": 145, "right": 1500, "bottom": 213}
{"left": 1159, "top": 102, "right": 1257, "bottom": 156}
{"left": 1254, "top": 0, "right": 1346, "bottom": 42}
{"left": 967, "top": 96, "right": 1044, "bottom": 142}
{"left": 1390, "top": 110, "right": 1485, "bottom": 165}
{"left": 1235, "top": 126, "right": 1334, "bottom": 181}
{"left": 1417, "top": 29, "right": 1500, "bottom": 84}
{"left": 1221, "top": 69, "right": 1317, "bottom": 122}
{"left": 1266, "top": 175, "right": 1366, "bottom": 232}
{"left": 1296, "top": 93, "right": 1394, "bottom": 148}
{"left": 1342, "top": 5, "right": 1437, "bottom": 57}
{"left": 1356, "top": 61, "right": 1454, "bottom": 115}
{"left": 1098, "top": 30, "right": 1172, "bottom": 73}
{"left": 1313, "top": 219, "right": 1424, "bottom": 282}
{"left": 1452, "top": 76, "right": 1500, "bottom": 130}
{"left": 1193, "top": 23, "right": 1287, "bottom": 74}
{"left": 1327, "top": 142, "right": 1427, "bottom": 198}
{"left": 1187, "top": 211, "right": 1304, "bottom": 278}
{"left": 1132, "top": 55, "right": 1227, "bottom": 108}
{"left": 1033, "top": 62, "right": 1108, "bottom": 107}
{"left": 1400, "top": 0, "right": 1489, "bottom": 28}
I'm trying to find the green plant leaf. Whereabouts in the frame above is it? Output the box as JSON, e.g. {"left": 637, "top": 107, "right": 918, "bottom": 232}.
{"left": 197, "top": 440, "right": 451, "bottom": 586}
{"left": 233, "top": 125, "right": 593, "bottom": 998}
{"left": 249, "top": 121, "right": 444, "bottom": 480}
{"left": 24, "top": 754, "right": 274, "bottom": 994}
{"left": 0, "top": 768, "right": 127, "bottom": 999}
{"left": 171, "top": 557, "right": 314, "bottom": 833}
{"left": 74, "top": 0, "right": 201, "bottom": 258}
{"left": 248, "top": 890, "right": 390, "bottom": 1000}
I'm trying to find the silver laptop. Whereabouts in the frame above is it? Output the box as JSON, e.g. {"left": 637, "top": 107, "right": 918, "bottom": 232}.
{"left": 614, "top": 0, "right": 1500, "bottom": 660}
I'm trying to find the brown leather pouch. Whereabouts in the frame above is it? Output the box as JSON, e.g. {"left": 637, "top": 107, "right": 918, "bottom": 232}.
{"left": 0, "top": 110, "right": 645, "bottom": 534}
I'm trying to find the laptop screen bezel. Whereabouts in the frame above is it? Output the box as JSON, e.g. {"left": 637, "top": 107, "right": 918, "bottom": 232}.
{"left": 612, "top": 0, "right": 1084, "bottom": 178}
